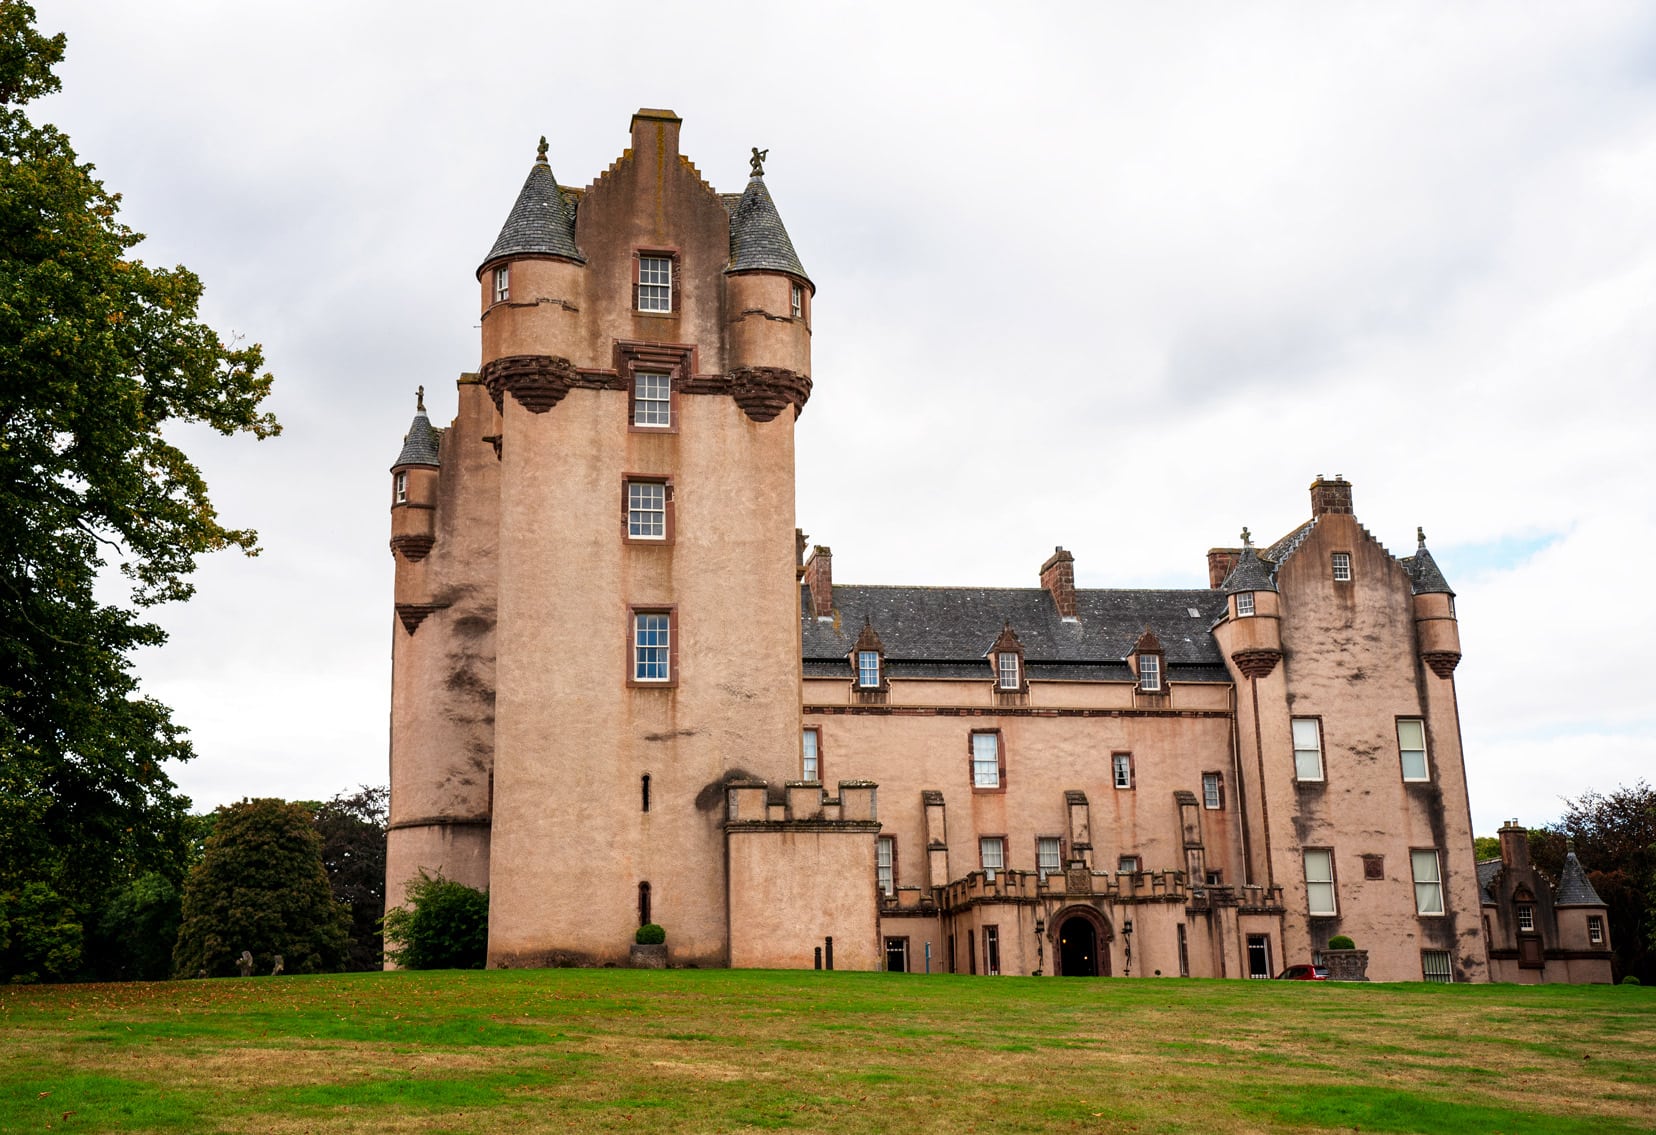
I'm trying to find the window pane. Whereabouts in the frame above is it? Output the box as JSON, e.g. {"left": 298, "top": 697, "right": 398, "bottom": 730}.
{"left": 1037, "top": 838, "right": 1061, "bottom": 877}
{"left": 634, "top": 372, "right": 670, "bottom": 426}
{"left": 1236, "top": 592, "right": 1254, "bottom": 617}
{"left": 1411, "top": 849, "right": 1443, "bottom": 914}
{"left": 634, "top": 613, "right": 670, "bottom": 680}
{"left": 1398, "top": 719, "right": 1428, "bottom": 781}
{"left": 980, "top": 837, "right": 1004, "bottom": 870}
{"left": 1113, "top": 754, "right": 1131, "bottom": 789}
{"left": 627, "top": 482, "right": 666, "bottom": 538}
{"left": 802, "top": 730, "right": 818, "bottom": 781}
{"left": 1304, "top": 850, "right": 1336, "bottom": 915}
{"left": 1203, "top": 772, "right": 1222, "bottom": 809}
{"left": 876, "top": 836, "right": 894, "bottom": 895}
{"left": 973, "top": 733, "right": 999, "bottom": 788}
{"left": 857, "top": 650, "right": 880, "bottom": 687}
{"left": 1292, "top": 718, "right": 1323, "bottom": 780}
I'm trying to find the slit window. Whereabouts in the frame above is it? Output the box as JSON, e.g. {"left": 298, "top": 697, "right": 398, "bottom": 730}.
{"left": 983, "top": 926, "right": 1000, "bottom": 976}
{"left": 641, "top": 774, "right": 651, "bottom": 813}
{"left": 637, "top": 881, "right": 651, "bottom": 926}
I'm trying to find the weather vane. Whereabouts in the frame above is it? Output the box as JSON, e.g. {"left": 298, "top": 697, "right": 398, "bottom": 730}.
{"left": 750, "top": 147, "right": 768, "bottom": 176}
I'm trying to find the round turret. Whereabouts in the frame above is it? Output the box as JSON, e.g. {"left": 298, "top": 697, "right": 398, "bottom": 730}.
{"left": 724, "top": 159, "right": 813, "bottom": 416}
{"left": 1410, "top": 529, "right": 1460, "bottom": 677}
{"left": 390, "top": 390, "right": 440, "bottom": 569}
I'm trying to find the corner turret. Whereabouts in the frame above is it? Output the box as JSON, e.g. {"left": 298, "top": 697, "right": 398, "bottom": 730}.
{"left": 1218, "top": 529, "right": 1283, "bottom": 678}
{"left": 389, "top": 387, "right": 440, "bottom": 564}
{"left": 478, "top": 137, "right": 588, "bottom": 368}
{"left": 1409, "top": 528, "right": 1461, "bottom": 677}
{"left": 724, "top": 149, "right": 813, "bottom": 421}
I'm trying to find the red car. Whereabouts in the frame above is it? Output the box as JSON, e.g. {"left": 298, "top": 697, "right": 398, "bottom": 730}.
{"left": 1275, "top": 964, "right": 1329, "bottom": 980}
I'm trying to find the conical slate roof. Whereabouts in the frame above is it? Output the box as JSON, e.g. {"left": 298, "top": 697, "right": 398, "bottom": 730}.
{"left": 1556, "top": 849, "right": 1606, "bottom": 906}
{"left": 480, "top": 140, "right": 583, "bottom": 270}
{"left": 1407, "top": 534, "right": 1455, "bottom": 596}
{"left": 727, "top": 174, "right": 810, "bottom": 283}
{"left": 1221, "top": 543, "right": 1277, "bottom": 594}
{"left": 392, "top": 409, "right": 440, "bottom": 469}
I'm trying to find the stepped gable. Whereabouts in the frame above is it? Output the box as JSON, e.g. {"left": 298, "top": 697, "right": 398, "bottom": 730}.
{"left": 801, "top": 584, "right": 1227, "bottom": 682}
{"left": 480, "top": 138, "right": 584, "bottom": 270}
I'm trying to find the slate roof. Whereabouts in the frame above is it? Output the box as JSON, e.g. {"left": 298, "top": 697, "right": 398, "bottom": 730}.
{"left": 1221, "top": 545, "right": 1277, "bottom": 594}
{"left": 1404, "top": 542, "right": 1455, "bottom": 595}
{"left": 481, "top": 151, "right": 584, "bottom": 270}
{"left": 392, "top": 411, "right": 440, "bottom": 469}
{"left": 1263, "top": 518, "right": 1318, "bottom": 568}
{"left": 727, "top": 175, "right": 810, "bottom": 284}
{"left": 1476, "top": 858, "right": 1502, "bottom": 902}
{"left": 1556, "top": 851, "right": 1606, "bottom": 906}
{"left": 801, "top": 585, "right": 1227, "bottom": 681}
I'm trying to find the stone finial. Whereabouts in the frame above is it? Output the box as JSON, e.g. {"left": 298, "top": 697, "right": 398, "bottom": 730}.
{"left": 416, "top": 384, "right": 425, "bottom": 413}
{"left": 536, "top": 135, "right": 549, "bottom": 163}
{"left": 1240, "top": 526, "right": 1251, "bottom": 546}
{"left": 1418, "top": 526, "right": 1427, "bottom": 547}
{"left": 750, "top": 146, "right": 768, "bottom": 176}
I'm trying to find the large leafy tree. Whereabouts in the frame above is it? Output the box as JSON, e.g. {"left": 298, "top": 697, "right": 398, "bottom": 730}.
{"left": 173, "top": 799, "right": 349, "bottom": 977}
{"left": 0, "top": 4, "right": 277, "bottom": 979}
{"left": 313, "top": 785, "right": 388, "bottom": 971}
{"left": 1536, "top": 782, "right": 1656, "bottom": 984}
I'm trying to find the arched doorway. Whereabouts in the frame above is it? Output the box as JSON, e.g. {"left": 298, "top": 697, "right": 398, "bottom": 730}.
{"left": 1052, "top": 906, "right": 1113, "bottom": 976}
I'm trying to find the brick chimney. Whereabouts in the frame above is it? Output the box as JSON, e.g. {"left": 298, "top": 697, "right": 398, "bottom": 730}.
{"left": 1207, "top": 548, "right": 1241, "bottom": 589}
{"left": 630, "top": 108, "right": 682, "bottom": 163}
{"left": 1498, "top": 819, "right": 1531, "bottom": 872}
{"left": 1040, "top": 547, "right": 1076, "bottom": 619}
{"left": 804, "top": 545, "right": 833, "bottom": 618}
{"left": 1310, "top": 474, "right": 1353, "bottom": 517}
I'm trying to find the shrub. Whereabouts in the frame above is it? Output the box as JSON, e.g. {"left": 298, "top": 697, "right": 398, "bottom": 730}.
{"left": 1327, "top": 935, "right": 1356, "bottom": 951}
{"left": 635, "top": 923, "right": 666, "bottom": 946}
{"left": 1622, "top": 975, "right": 1641, "bottom": 986}
{"left": 382, "top": 872, "right": 488, "bottom": 969}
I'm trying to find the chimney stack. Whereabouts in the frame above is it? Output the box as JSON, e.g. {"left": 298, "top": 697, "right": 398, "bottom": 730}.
{"left": 629, "top": 108, "right": 682, "bottom": 163}
{"left": 804, "top": 545, "right": 833, "bottom": 618}
{"left": 1498, "top": 819, "right": 1531, "bottom": 872}
{"left": 1207, "top": 548, "right": 1241, "bottom": 589}
{"left": 1040, "top": 547, "right": 1077, "bottom": 619}
{"left": 1310, "top": 474, "right": 1353, "bottom": 518}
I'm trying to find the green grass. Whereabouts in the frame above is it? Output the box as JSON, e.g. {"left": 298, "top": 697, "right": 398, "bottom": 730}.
{"left": 1, "top": 970, "right": 1652, "bottom": 1133}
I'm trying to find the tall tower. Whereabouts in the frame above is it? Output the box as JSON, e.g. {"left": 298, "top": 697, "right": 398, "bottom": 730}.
{"left": 394, "top": 110, "right": 815, "bottom": 967}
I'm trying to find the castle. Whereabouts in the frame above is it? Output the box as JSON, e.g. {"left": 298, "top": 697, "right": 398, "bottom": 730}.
{"left": 386, "top": 110, "right": 1612, "bottom": 982}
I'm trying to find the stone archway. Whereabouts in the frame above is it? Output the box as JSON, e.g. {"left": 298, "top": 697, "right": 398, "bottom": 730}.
{"left": 1051, "top": 905, "right": 1113, "bottom": 977}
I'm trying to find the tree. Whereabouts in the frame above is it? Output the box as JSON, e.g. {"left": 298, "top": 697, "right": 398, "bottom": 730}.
{"left": 1542, "top": 781, "right": 1656, "bottom": 985}
{"left": 172, "top": 799, "right": 348, "bottom": 977}
{"left": 0, "top": 2, "right": 277, "bottom": 979}
{"left": 313, "top": 786, "right": 388, "bottom": 971}
{"left": 382, "top": 873, "right": 489, "bottom": 970}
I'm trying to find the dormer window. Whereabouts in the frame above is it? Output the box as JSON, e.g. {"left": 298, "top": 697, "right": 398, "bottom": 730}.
{"left": 1235, "top": 592, "right": 1255, "bottom": 618}
{"left": 1132, "top": 629, "right": 1164, "bottom": 693}
{"left": 637, "top": 254, "right": 673, "bottom": 312}
{"left": 997, "top": 653, "right": 1020, "bottom": 690}
{"left": 394, "top": 471, "right": 408, "bottom": 504}
{"left": 857, "top": 650, "right": 881, "bottom": 689}
{"left": 492, "top": 265, "right": 509, "bottom": 304}
{"left": 1331, "top": 552, "right": 1352, "bottom": 582}
{"left": 790, "top": 282, "right": 803, "bottom": 319}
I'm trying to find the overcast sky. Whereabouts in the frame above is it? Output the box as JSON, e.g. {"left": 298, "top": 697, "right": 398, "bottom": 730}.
{"left": 36, "top": 2, "right": 1656, "bottom": 835}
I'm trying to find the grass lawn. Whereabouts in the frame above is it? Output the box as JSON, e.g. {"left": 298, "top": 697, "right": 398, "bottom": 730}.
{"left": 1, "top": 969, "right": 1652, "bottom": 1134}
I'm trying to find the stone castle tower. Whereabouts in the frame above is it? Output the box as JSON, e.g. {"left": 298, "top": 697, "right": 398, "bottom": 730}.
{"left": 388, "top": 110, "right": 816, "bottom": 967}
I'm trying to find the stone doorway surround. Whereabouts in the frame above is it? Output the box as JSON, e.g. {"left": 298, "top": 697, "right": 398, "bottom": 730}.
{"left": 1051, "top": 904, "right": 1113, "bottom": 976}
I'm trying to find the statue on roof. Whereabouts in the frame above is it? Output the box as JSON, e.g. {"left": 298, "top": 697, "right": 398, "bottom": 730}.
{"left": 416, "top": 385, "right": 425, "bottom": 413}
{"left": 537, "top": 136, "right": 549, "bottom": 163}
{"left": 750, "top": 147, "right": 768, "bottom": 177}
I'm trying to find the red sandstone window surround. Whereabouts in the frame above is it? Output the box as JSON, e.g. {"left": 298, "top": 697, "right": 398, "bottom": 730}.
{"left": 971, "top": 730, "right": 1006, "bottom": 792}
{"left": 1036, "top": 836, "right": 1062, "bottom": 880}
{"left": 631, "top": 371, "right": 673, "bottom": 429}
{"left": 622, "top": 475, "right": 674, "bottom": 544}
{"left": 634, "top": 250, "right": 678, "bottom": 314}
{"left": 979, "top": 835, "right": 1006, "bottom": 881}
{"left": 1112, "top": 752, "right": 1134, "bottom": 790}
{"left": 628, "top": 607, "right": 677, "bottom": 687}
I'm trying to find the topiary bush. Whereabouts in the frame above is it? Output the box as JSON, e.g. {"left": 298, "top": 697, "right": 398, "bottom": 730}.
{"left": 381, "top": 872, "right": 489, "bottom": 969}
{"left": 1327, "top": 935, "right": 1356, "bottom": 951}
{"left": 635, "top": 923, "right": 666, "bottom": 946}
